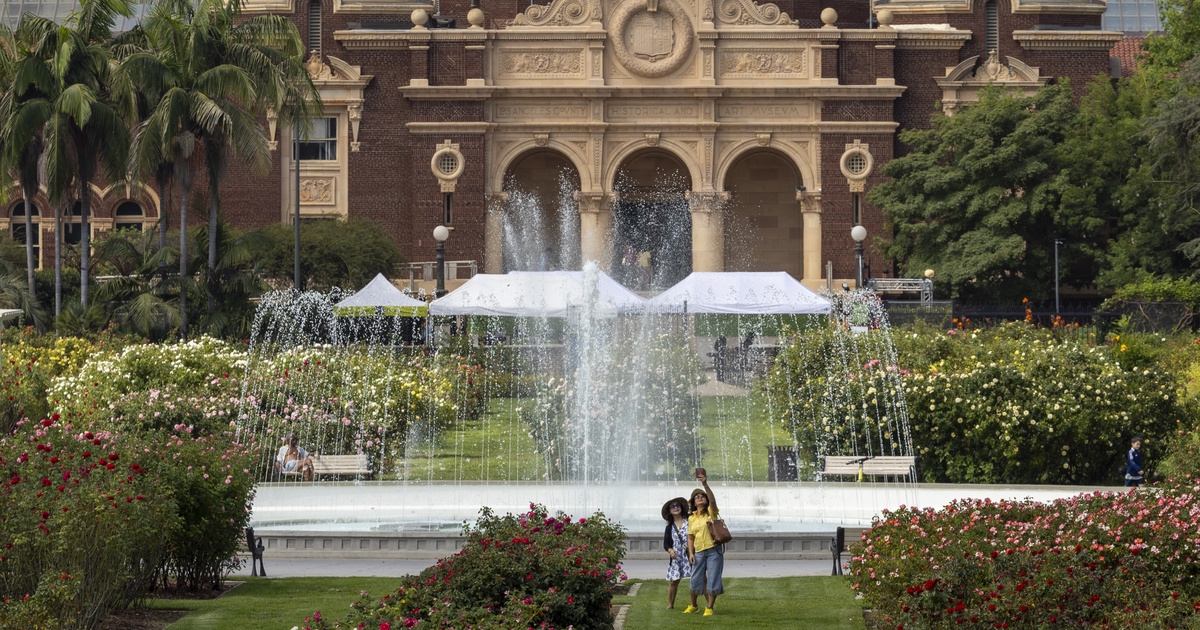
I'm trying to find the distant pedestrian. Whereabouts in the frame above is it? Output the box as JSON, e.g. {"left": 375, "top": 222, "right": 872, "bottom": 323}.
{"left": 710, "top": 336, "right": 727, "bottom": 382}
{"left": 661, "top": 497, "right": 692, "bottom": 609}
{"left": 637, "top": 250, "right": 652, "bottom": 290}
{"left": 1125, "top": 436, "right": 1145, "bottom": 487}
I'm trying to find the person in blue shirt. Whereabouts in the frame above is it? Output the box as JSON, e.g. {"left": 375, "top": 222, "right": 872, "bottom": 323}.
{"left": 1125, "top": 436, "right": 1145, "bottom": 488}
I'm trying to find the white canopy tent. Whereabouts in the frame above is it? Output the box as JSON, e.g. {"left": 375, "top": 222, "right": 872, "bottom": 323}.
{"left": 333, "top": 273, "right": 428, "bottom": 316}
{"left": 428, "top": 270, "right": 646, "bottom": 318}
{"left": 648, "top": 272, "right": 832, "bottom": 314}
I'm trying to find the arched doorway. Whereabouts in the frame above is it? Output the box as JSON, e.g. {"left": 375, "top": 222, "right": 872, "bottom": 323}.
{"left": 612, "top": 150, "right": 691, "bottom": 290}
{"left": 501, "top": 150, "right": 581, "bottom": 271}
{"left": 722, "top": 150, "right": 803, "bottom": 277}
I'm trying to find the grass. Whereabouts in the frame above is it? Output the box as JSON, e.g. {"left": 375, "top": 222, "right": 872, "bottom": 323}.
{"left": 387, "top": 396, "right": 794, "bottom": 482}
{"left": 154, "top": 578, "right": 396, "bottom": 629}
{"left": 616, "top": 577, "right": 864, "bottom": 629}
{"left": 153, "top": 576, "right": 861, "bottom": 630}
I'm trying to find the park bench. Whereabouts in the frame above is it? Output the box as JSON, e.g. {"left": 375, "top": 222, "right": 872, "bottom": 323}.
{"left": 819, "top": 455, "right": 917, "bottom": 481}
{"left": 279, "top": 453, "right": 373, "bottom": 481}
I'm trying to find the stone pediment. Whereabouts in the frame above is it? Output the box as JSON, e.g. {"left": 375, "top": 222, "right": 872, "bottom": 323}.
{"left": 714, "top": 0, "right": 798, "bottom": 26}
{"left": 509, "top": 0, "right": 594, "bottom": 27}
{"left": 507, "top": 0, "right": 798, "bottom": 28}
{"left": 936, "top": 53, "right": 1048, "bottom": 115}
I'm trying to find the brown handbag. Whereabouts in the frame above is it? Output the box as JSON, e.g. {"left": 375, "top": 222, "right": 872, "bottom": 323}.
{"left": 707, "top": 518, "right": 733, "bottom": 545}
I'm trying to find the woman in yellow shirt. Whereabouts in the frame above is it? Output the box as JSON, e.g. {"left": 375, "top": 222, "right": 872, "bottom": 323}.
{"left": 684, "top": 470, "right": 723, "bottom": 616}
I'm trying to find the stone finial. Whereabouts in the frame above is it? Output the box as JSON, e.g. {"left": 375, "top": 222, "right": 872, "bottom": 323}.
{"left": 467, "top": 7, "right": 485, "bottom": 29}
{"left": 411, "top": 8, "right": 429, "bottom": 29}
{"left": 820, "top": 7, "right": 838, "bottom": 28}
{"left": 876, "top": 8, "right": 893, "bottom": 30}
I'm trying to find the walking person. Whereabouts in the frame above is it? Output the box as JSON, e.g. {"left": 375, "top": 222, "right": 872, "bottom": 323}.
{"left": 662, "top": 497, "right": 692, "bottom": 609}
{"left": 685, "top": 469, "right": 723, "bottom": 616}
{"left": 1125, "top": 436, "right": 1146, "bottom": 488}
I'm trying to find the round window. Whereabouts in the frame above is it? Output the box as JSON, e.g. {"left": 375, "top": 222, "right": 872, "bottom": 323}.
{"left": 437, "top": 153, "right": 459, "bottom": 176}
{"left": 847, "top": 153, "right": 867, "bottom": 176}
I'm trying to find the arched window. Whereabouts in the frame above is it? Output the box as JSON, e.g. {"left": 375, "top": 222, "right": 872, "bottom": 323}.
{"left": 985, "top": 1, "right": 999, "bottom": 55}
{"left": 308, "top": 0, "right": 322, "bottom": 55}
{"left": 115, "top": 201, "right": 144, "bottom": 231}
{"left": 9, "top": 203, "right": 39, "bottom": 266}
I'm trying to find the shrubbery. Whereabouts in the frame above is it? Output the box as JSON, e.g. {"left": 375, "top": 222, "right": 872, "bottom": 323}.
{"left": 302, "top": 503, "right": 627, "bottom": 630}
{"left": 850, "top": 478, "right": 1200, "bottom": 628}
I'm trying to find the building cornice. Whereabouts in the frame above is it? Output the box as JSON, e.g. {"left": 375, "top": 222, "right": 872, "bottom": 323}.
{"left": 334, "top": 28, "right": 487, "bottom": 49}
{"left": 408, "top": 121, "right": 900, "bottom": 134}
{"left": 873, "top": 0, "right": 973, "bottom": 15}
{"left": 894, "top": 30, "right": 972, "bottom": 49}
{"left": 1010, "top": 0, "right": 1106, "bottom": 14}
{"left": 875, "top": 0, "right": 1104, "bottom": 14}
{"left": 1012, "top": 30, "right": 1122, "bottom": 50}
{"left": 401, "top": 84, "right": 906, "bottom": 100}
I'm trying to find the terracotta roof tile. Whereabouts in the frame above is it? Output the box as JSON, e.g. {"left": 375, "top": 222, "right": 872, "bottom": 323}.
{"left": 1110, "top": 36, "right": 1145, "bottom": 77}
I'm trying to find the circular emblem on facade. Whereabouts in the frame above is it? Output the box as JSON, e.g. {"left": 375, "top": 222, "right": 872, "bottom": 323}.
{"left": 610, "top": 0, "right": 694, "bottom": 78}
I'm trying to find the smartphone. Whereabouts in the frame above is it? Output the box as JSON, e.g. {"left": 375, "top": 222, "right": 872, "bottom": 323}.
{"left": 694, "top": 467, "right": 706, "bottom": 478}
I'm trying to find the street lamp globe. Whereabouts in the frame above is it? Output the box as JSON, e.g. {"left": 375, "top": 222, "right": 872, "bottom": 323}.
{"left": 433, "top": 225, "right": 450, "bottom": 242}
{"left": 850, "top": 225, "right": 867, "bottom": 242}
{"left": 924, "top": 268, "right": 935, "bottom": 279}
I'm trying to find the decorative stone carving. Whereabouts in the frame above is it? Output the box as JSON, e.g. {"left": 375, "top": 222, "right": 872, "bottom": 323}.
{"left": 300, "top": 178, "right": 335, "bottom": 204}
{"left": 306, "top": 51, "right": 336, "bottom": 80}
{"left": 534, "top": 133, "right": 550, "bottom": 147}
{"left": 715, "top": 0, "right": 797, "bottom": 26}
{"left": 687, "top": 190, "right": 729, "bottom": 213}
{"left": 610, "top": 0, "right": 695, "bottom": 78}
{"left": 509, "top": 0, "right": 590, "bottom": 27}
{"left": 756, "top": 132, "right": 771, "bottom": 147}
{"left": 348, "top": 102, "right": 364, "bottom": 152}
{"left": 266, "top": 109, "right": 278, "bottom": 151}
{"left": 501, "top": 50, "right": 584, "bottom": 76}
{"left": 798, "top": 191, "right": 821, "bottom": 214}
{"left": 973, "top": 51, "right": 1014, "bottom": 81}
{"left": 644, "top": 132, "right": 660, "bottom": 147}
{"left": 720, "top": 50, "right": 806, "bottom": 76}
{"left": 840, "top": 139, "right": 873, "bottom": 188}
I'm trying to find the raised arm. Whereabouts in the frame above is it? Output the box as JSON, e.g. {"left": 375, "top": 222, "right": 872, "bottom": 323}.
{"left": 702, "top": 478, "right": 717, "bottom": 515}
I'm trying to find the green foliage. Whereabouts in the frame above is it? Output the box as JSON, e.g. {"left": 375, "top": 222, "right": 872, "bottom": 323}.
{"left": 1143, "top": 0, "right": 1200, "bottom": 75}
{"left": 1143, "top": 55, "right": 1200, "bottom": 269}
{"left": 256, "top": 219, "right": 404, "bottom": 291}
{"left": 850, "top": 480, "right": 1200, "bottom": 628}
{"left": 302, "top": 503, "right": 628, "bottom": 630}
{"left": 870, "top": 83, "right": 1077, "bottom": 302}
{"left": 1103, "top": 275, "right": 1200, "bottom": 313}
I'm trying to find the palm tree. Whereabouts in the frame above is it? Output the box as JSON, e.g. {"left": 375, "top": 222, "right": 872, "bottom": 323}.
{"left": 10, "top": 0, "right": 134, "bottom": 312}
{"left": 0, "top": 22, "right": 39, "bottom": 295}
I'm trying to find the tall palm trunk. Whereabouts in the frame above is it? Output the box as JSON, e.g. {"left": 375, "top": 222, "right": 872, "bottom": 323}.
{"left": 176, "top": 162, "right": 193, "bottom": 338}
{"left": 78, "top": 148, "right": 92, "bottom": 310}
{"left": 208, "top": 179, "right": 218, "bottom": 311}
{"left": 23, "top": 196, "right": 35, "bottom": 292}
{"left": 54, "top": 202, "right": 63, "bottom": 318}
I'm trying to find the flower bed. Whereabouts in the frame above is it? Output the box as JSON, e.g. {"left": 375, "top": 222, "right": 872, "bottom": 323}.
{"left": 301, "top": 503, "right": 628, "bottom": 630}
{"left": 850, "top": 480, "right": 1200, "bottom": 629}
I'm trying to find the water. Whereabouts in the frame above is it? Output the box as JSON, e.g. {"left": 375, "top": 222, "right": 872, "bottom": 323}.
{"left": 236, "top": 189, "right": 916, "bottom": 532}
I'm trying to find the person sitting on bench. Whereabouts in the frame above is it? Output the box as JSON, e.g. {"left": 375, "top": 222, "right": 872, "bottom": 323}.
{"left": 275, "top": 433, "right": 315, "bottom": 481}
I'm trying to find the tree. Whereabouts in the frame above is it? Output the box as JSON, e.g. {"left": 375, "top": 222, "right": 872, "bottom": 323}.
{"left": 1142, "top": 53, "right": 1200, "bottom": 275}
{"left": 10, "top": 0, "right": 134, "bottom": 312}
{"left": 0, "top": 22, "right": 39, "bottom": 296}
{"left": 257, "top": 218, "right": 404, "bottom": 291}
{"left": 869, "top": 83, "right": 1076, "bottom": 301}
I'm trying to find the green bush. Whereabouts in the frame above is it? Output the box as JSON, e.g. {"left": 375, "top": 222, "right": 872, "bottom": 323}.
{"left": 850, "top": 479, "right": 1200, "bottom": 628}
{"left": 1101, "top": 275, "right": 1200, "bottom": 314}
{"left": 257, "top": 219, "right": 404, "bottom": 291}
{"left": 302, "top": 503, "right": 628, "bottom": 630}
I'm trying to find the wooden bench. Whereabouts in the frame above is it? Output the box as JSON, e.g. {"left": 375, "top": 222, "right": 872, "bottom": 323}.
{"left": 819, "top": 455, "right": 917, "bottom": 481}
{"left": 279, "top": 453, "right": 373, "bottom": 480}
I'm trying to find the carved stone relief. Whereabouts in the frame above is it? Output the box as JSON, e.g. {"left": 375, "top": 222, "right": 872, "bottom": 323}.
{"left": 509, "top": 0, "right": 590, "bottom": 26}
{"left": 720, "top": 50, "right": 806, "bottom": 76}
{"left": 715, "top": 0, "right": 797, "bottom": 26}
{"left": 609, "top": 0, "right": 695, "bottom": 78}
{"left": 300, "top": 178, "right": 335, "bottom": 204}
{"left": 973, "top": 51, "right": 1014, "bottom": 81}
{"left": 501, "top": 50, "right": 585, "bottom": 76}
{"left": 306, "top": 51, "right": 336, "bottom": 80}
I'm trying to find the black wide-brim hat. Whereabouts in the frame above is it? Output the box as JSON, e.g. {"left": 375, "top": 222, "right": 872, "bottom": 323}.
{"left": 662, "top": 497, "right": 689, "bottom": 522}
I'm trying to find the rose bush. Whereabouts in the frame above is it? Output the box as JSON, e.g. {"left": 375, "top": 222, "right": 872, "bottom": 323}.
{"left": 850, "top": 479, "right": 1200, "bottom": 628}
{"left": 301, "top": 503, "right": 628, "bottom": 630}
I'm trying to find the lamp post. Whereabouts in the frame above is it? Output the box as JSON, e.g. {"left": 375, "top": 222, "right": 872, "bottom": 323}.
{"left": 1053, "top": 237, "right": 1067, "bottom": 315}
{"left": 294, "top": 126, "right": 302, "bottom": 291}
{"left": 851, "top": 225, "right": 867, "bottom": 289}
{"left": 433, "top": 225, "right": 450, "bottom": 297}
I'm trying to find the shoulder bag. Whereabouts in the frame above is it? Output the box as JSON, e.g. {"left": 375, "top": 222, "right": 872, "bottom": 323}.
{"left": 707, "top": 516, "right": 733, "bottom": 546}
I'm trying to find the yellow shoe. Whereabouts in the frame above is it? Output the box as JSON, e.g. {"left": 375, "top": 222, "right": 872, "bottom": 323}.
{"left": 703, "top": 608, "right": 714, "bottom": 616}
{"left": 682, "top": 605, "right": 698, "bottom": 614}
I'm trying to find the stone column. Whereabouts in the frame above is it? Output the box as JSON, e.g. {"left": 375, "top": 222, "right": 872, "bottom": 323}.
{"left": 799, "top": 191, "right": 822, "bottom": 283}
{"left": 576, "top": 192, "right": 614, "bottom": 271}
{"left": 689, "top": 191, "right": 728, "bottom": 273}
{"left": 484, "top": 193, "right": 508, "bottom": 274}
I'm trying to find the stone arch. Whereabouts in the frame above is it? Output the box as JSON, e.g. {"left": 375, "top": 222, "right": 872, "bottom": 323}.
{"left": 491, "top": 138, "right": 592, "bottom": 195}
{"left": 714, "top": 139, "right": 814, "bottom": 193}
{"left": 610, "top": 148, "right": 694, "bottom": 289}
{"left": 603, "top": 140, "right": 702, "bottom": 194}
{"left": 720, "top": 147, "right": 805, "bottom": 277}
{"left": 499, "top": 147, "right": 584, "bottom": 271}
{"left": 94, "top": 183, "right": 161, "bottom": 218}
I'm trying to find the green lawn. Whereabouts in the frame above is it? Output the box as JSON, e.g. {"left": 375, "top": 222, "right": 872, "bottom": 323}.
{"left": 152, "top": 576, "right": 862, "bottom": 630}
{"left": 155, "top": 578, "right": 396, "bottom": 630}
{"left": 617, "top": 577, "right": 864, "bottom": 629}
{"left": 388, "top": 396, "right": 794, "bottom": 482}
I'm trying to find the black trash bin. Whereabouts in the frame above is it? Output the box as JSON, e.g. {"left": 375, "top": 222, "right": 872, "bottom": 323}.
{"left": 766, "top": 445, "right": 798, "bottom": 481}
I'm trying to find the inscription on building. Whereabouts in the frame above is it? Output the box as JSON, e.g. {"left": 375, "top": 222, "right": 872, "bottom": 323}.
{"left": 607, "top": 104, "right": 698, "bottom": 118}
{"left": 719, "top": 104, "right": 808, "bottom": 119}
{"left": 496, "top": 104, "right": 590, "bottom": 119}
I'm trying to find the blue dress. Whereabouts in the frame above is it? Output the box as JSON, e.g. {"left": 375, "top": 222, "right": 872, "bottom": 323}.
{"left": 1125, "top": 447, "right": 1144, "bottom": 486}
{"left": 666, "top": 518, "right": 692, "bottom": 581}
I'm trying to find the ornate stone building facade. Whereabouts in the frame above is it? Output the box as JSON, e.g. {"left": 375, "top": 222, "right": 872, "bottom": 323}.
{"left": 209, "top": 0, "right": 1119, "bottom": 287}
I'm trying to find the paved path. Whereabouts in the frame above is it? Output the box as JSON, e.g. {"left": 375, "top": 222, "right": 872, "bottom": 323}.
{"left": 230, "top": 558, "right": 834, "bottom": 580}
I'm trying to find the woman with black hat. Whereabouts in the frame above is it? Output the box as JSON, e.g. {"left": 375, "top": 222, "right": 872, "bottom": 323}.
{"left": 662, "top": 496, "right": 692, "bottom": 609}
